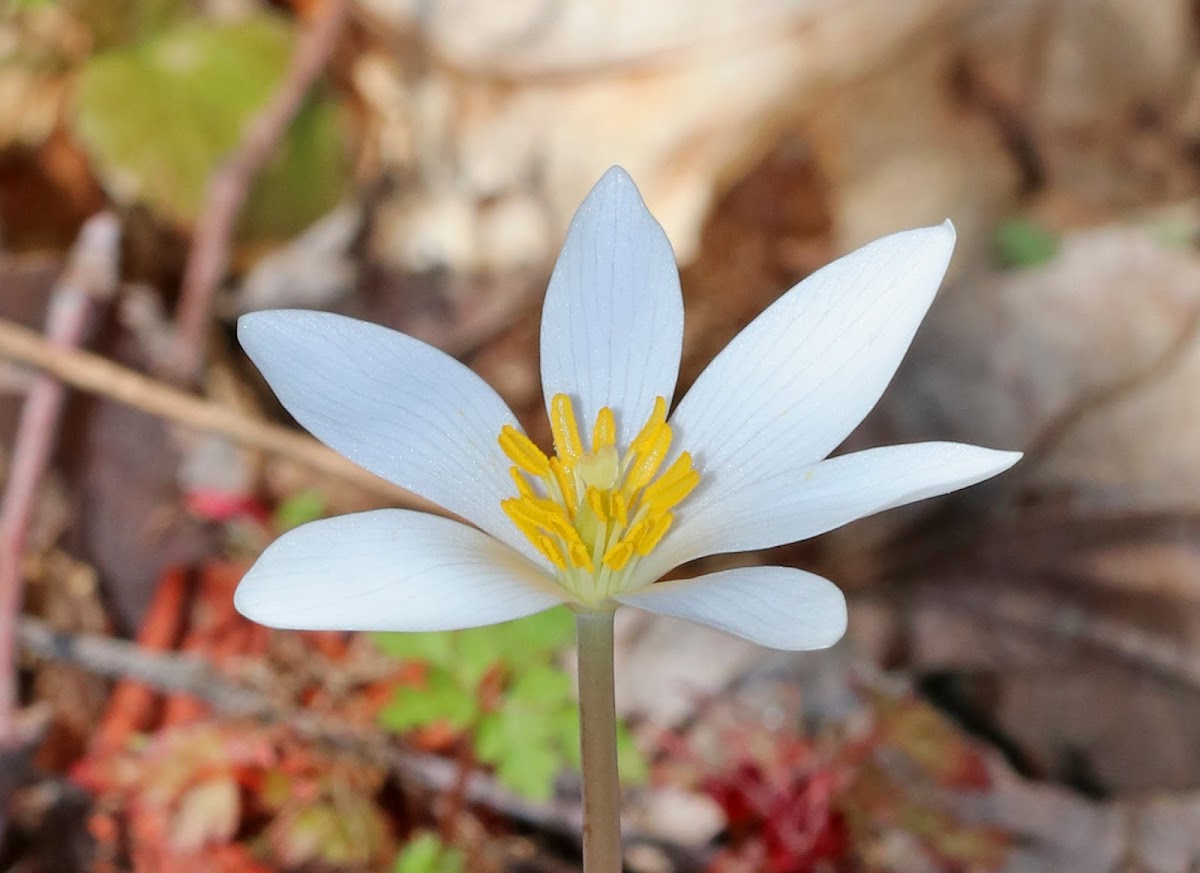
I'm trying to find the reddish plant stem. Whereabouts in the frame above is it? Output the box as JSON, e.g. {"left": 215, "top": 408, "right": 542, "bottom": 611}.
{"left": 0, "top": 214, "right": 120, "bottom": 746}
{"left": 171, "top": 0, "right": 351, "bottom": 382}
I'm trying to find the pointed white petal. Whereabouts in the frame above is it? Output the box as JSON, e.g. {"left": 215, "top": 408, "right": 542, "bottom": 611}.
{"left": 616, "top": 567, "right": 847, "bottom": 651}
{"left": 639, "top": 442, "right": 1020, "bottom": 583}
{"left": 540, "top": 166, "right": 684, "bottom": 446}
{"left": 235, "top": 510, "right": 565, "bottom": 631}
{"left": 239, "top": 309, "right": 535, "bottom": 560}
{"left": 670, "top": 222, "right": 957, "bottom": 500}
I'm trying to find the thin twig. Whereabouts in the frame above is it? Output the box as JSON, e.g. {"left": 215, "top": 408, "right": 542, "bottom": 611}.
{"left": 0, "top": 317, "right": 432, "bottom": 510}
{"left": 15, "top": 616, "right": 580, "bottom": 837}
{"left": 172, "top": 0, "right": 351, "bottom": 381}
{"left": 906, "top": 581, "right": 1200, "bottom": 689}
{"left": 1019, "top": 299, "right": 1200, "bottom": 475}
{"left": 16, "top": 617, "right": 711, "bottom": 868}
{"left": 0, "top": 214, "right": 120, "bottom": 746}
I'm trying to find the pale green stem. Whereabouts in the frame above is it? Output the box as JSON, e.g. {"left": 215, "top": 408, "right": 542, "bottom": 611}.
{"left": 575, "top": 609, "right": 622, "bottom": 872}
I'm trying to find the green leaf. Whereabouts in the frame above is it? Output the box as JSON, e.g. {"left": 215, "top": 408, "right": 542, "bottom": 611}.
{"left": 377, "top": 667, "right": 477, "bottom": 734}
{"left": 994, "top": 218, "right": 1059, "bottom": 268}
{"left": 71, "top": 0, "right": 186, "bottom": 47}
{"left": 72, "top": 14, "right": 347, "bottom": 240}
{"left": 272, "top": 489, "right": 326, "bottom": 532}
{"left": 487, "top": 607, "right": 575, "bottom": 664}
{"left": 475, "top": 666, "right": 571, "bottom": 801}
{"left": 476, "top": 710, "right": 563, "bottom": 801}
{"left": 454, "top": 630, "right": 502, "bottom": 688}
{"left": 371, "top": 609, "right": 647, "bottom": 800}
{"left": 371, "top": 631, "right": 456, "bottom": 669}
{"left": 393, "top": 833, "right": 466, "bottom": 873}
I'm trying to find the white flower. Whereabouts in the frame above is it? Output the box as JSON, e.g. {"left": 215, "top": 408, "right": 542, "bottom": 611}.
{"left": 234, "top": 167, "right": 1019, "bottom": 651}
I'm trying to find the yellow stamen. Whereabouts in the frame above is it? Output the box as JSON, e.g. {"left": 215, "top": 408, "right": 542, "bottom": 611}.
{"left": 585, "top": 486, "right": 608, "bottom": 523}
{"left": 592, "top": 406, "right": 616, "bottom": 452}
{"left": 602, "top": 540, "right": 634, "bottom": 572}
{"left": 549, "top": 457, "right": 578, "bottom": 513}
{"left": 634, "top": 512, "right": 673, "bottom": 556}
{"left": 537, "top": 534, "right": 568, "bottom": 569}
{"left": 550, "top": 394, "right": 585, "bottom": 463}
{"left": 499, "top": 425, "right": 551, "bottom": 476}
{"left": 569, "top": 542, "right": 595, "bottom": 573}
{"left": 625, "top": 423, "right": 672, "bottom": 492}
{"left": 609, "top": 491, "right": 628, "bottom": 528}
{"left": 509, "top": 466, "right": 536, "bottom": 499}
{"left": 496, "top": 394, "right": 699, "bottom": 602}
{"left": 629, "top": 397, "right": 667, "bottom": 454}
{"left": 640, "top": 452, "right": 700, "bottom": 512}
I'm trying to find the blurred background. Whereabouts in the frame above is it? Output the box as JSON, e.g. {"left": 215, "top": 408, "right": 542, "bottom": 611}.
{"left": 1, "top": 0, "right": 1199, "bottom": 870}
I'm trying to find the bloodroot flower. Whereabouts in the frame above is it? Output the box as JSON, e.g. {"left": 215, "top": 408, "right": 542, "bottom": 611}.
{"left": 234, "top": 167, "right": 1019, "bottom": 652}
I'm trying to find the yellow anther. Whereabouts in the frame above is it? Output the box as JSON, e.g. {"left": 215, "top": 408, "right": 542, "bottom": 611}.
{"left": 502, "top": 496, "right": 567, "bottom": 539}
{"left": 585, "top": 487, "right": 608, "bottom": 523}
{"left": 609, "top": 491, "right": 628, "bottom": 528}
{"left": 569, "top": 541, "right": 595, "bottom": 572}
{"left": 634, "top": 512, "right": 673, "bottom": 556}
{"left": 630, "top": 397, "right": 667, "bottom": 454}
{"left": 621, "top": 518, "right": 651, "bottom": 550}
{"left": 640, "top": 453, "right": 700, "bottom": 512}
{"left": 592, "top": 406, "right": 616, "bottom": 452}
{"left": 549, "top": 457, "right": 578, "bottom": 513}
{"left": 602, "top": 540, "right": 634, "bottom": 572}
{"left": 625, "top": 423, "right": 672, "bottom": 492}
{"left": 500, "top": 499, "right": 540, "bottom": 539}
{"left": 537, "top": 534, "right": 568, "bottom": 569}
{"left": 498, "top": 425, "right": 550, "bottom": 476}
{"left": 550, "top": 394, "right": 585, "bottom": 463}
{"left": 509, "top": 467, "right": 536, "bottom": 499}
{"left": 499, "top": 393, "right": 697, "bottom": 599}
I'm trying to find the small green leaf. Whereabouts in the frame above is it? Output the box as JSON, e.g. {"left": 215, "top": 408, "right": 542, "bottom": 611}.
{"left": 495, "top": 739, "right": 562, "bottom": 801}
{"left": 371, "top": 609, "right": 644, "bottom": 800}
{"left": 488, "top": 607, "right": 575, "bottom": 663}
{"left": 454, "top": 630, "right": 502, "bottom": 688}
{"left": 393, "top": 832, "right": 466, "bottom": 873}
{"left": 510, "top": 663, "right": 572, "bottom": 703}
{"left": 72, "top": 14, "right": 347, "bottom": 240}
{"left": 994, "top": 218, "right": 1059, "bottom": 268}
{"left": 272, "top": 489, "right": 326, "bottom": 532}
{"left": 371, "top": 631, "right": 456, "bottom": 669}
{"left": 473, "top": 665, "right": 575, "bottom": 800}
{"left": 377, "top": 668, "right": 477, "bottom": 734}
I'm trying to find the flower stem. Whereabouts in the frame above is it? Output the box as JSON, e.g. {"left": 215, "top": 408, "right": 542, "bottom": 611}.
{"left": 575, "top": 609, "right": 622, "bottom": 872}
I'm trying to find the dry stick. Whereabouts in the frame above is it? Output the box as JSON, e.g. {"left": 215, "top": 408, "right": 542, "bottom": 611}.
{"left": 930, "top": 586, "right": 1200, "bottom": 690}
{"left": 17, "top": 616, "right": 714, "bottom": 869}
{"left": 0, "top": 214, "right": 120, "bottom": 746}
{"left": 14, "top": 615, "right": 583, "bottom": 838}
{"left": 172, "top": 0, "right": 351, "bottom": 380}
{"left": 0, "top": 317, "right": 433, "bottom": 512}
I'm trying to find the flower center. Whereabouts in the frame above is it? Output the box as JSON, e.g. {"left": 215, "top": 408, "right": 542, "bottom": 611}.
{"left": 498, "top": 394, "right": 700, "bottom": 605}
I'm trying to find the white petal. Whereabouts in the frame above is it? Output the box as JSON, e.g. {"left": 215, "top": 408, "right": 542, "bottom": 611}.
{"left": 540, "top": 166, "right": 684, "bottom": 446}
{"left": 639, "top": 442, "right": 1020, "bottom": 583}
{"left": 234, "top": 510, "right": 564, "bottom": 631}
{"left": 239, "top": 310, "right": 535, "bottom": 561}
{"left": 670, "top": 222, "right": 957, "bottom": 501}
{"left": 616, "top": 567, "right": 847, "bottom": 651}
